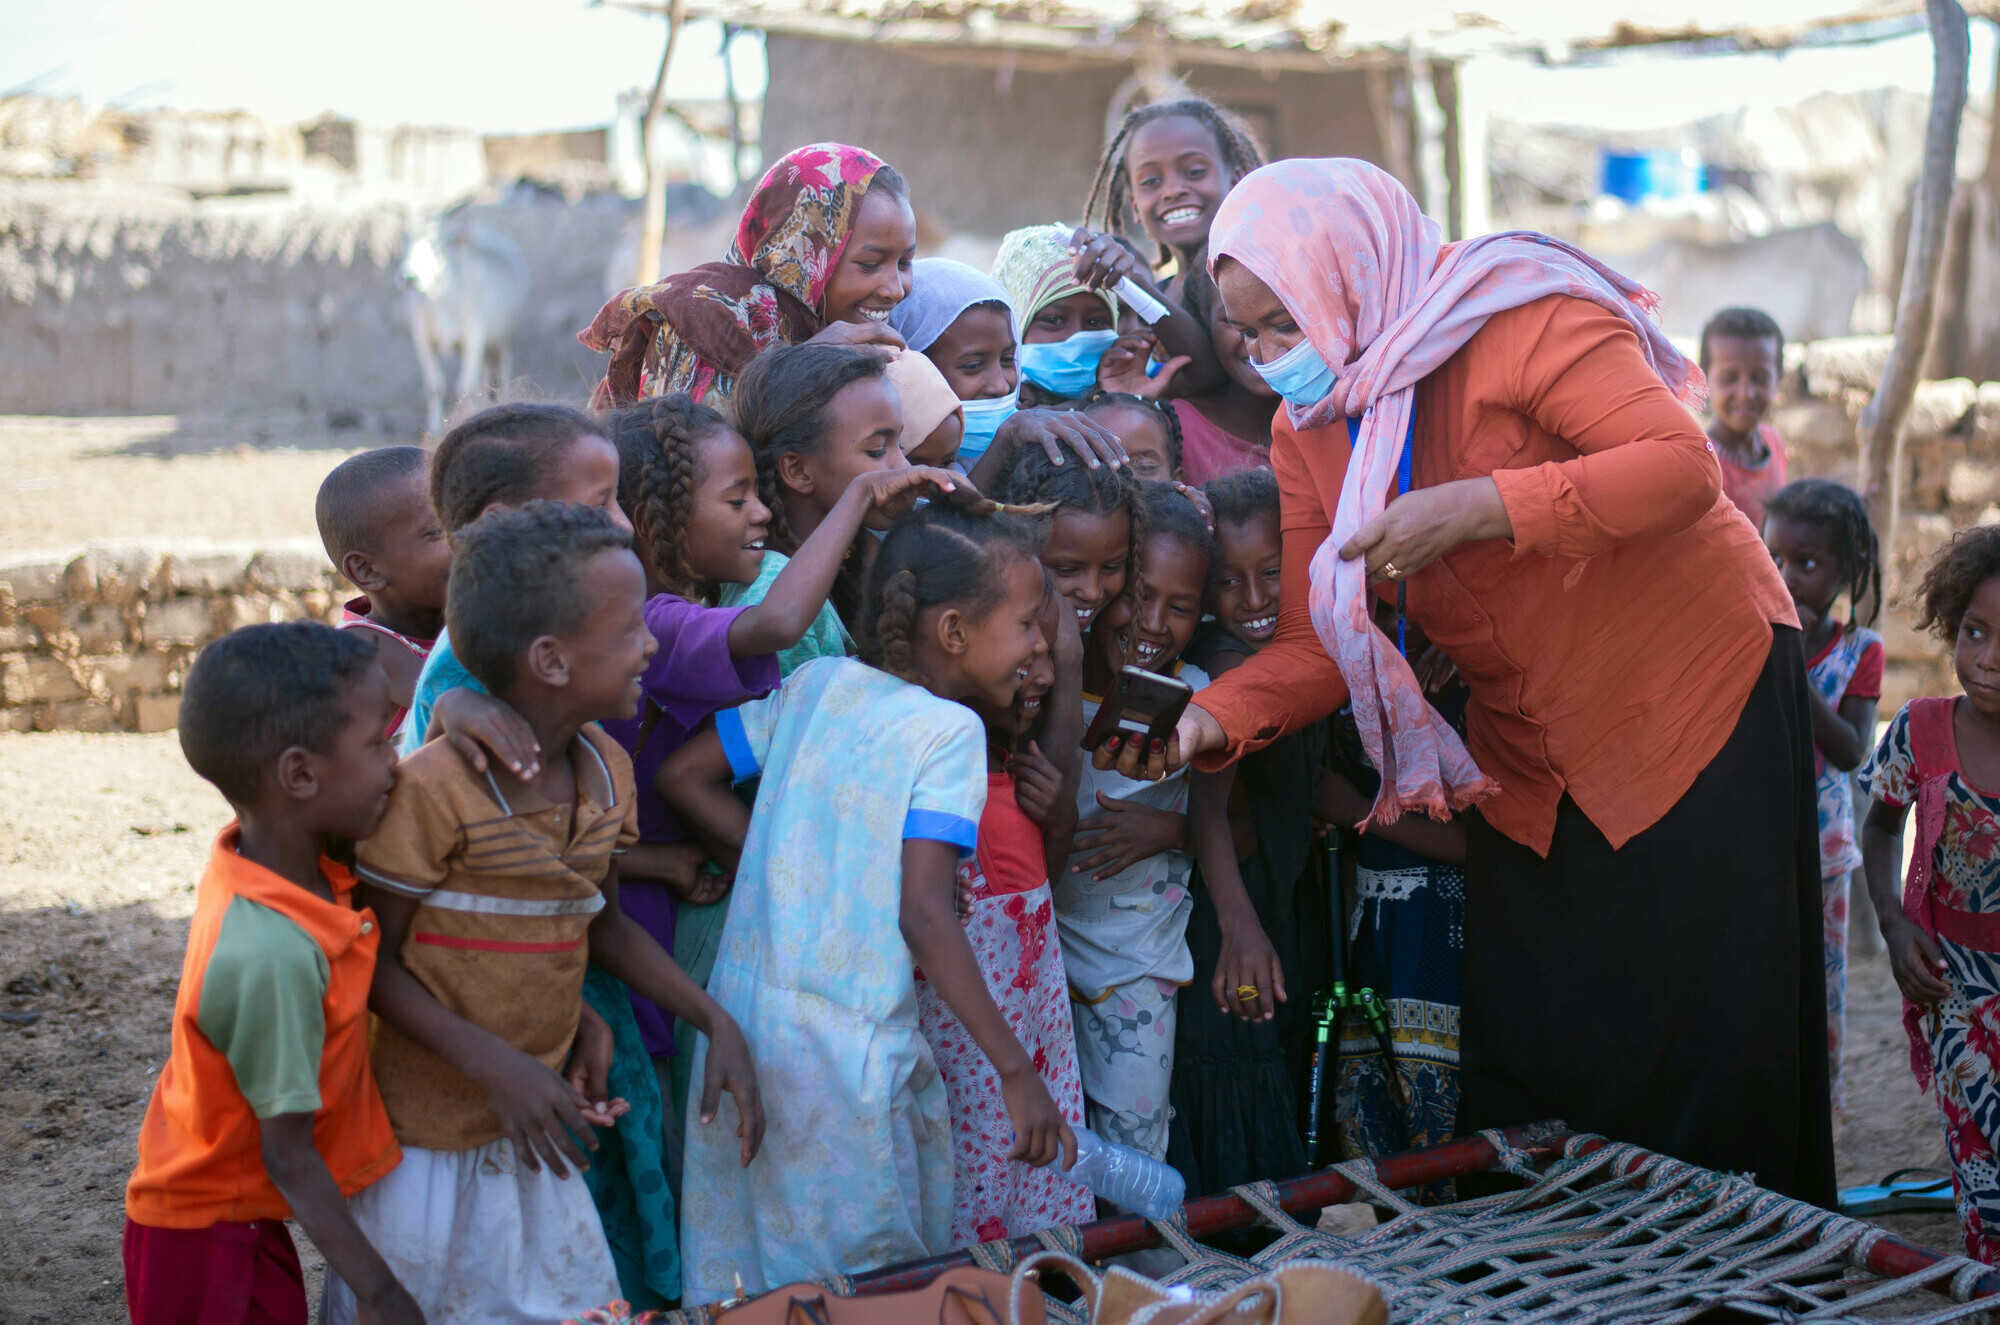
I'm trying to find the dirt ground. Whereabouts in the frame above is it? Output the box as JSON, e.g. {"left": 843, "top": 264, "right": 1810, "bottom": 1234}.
{"left": 0, "top": 415, "right": 1975, "bottom": 1317}
{"left": 0, "top": 413, "right": 372, "bottom": 555}
{"left": 0, "top": 730, "right": 1970, "bottom": 1322}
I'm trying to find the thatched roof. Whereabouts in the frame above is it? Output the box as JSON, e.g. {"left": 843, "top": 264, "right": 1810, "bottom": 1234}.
{"left": 646, "top": 0, "right": 2000, "bottom": 70}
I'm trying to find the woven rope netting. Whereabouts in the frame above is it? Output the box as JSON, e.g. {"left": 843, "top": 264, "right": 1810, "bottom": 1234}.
{"left": 950, "top": 1132, "right": 1995, "bottom": 1325}
{"left": 621, "top": 1130, "right": 1995, "bottom": 1325}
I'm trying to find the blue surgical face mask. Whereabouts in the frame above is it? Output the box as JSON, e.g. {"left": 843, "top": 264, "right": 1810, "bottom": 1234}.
{"left": 1252, "top": 335, "right": 1338, "bottom": 410}
{"left": 1017, "top": 329, "right": 1119, "bottom": 399}
{"left": 957, "top": 387, "right": 1019, "bottom": 464}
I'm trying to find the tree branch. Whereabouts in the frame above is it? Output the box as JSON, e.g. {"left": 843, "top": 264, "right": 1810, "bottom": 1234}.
{"left": 1860, "top": 0, "right": 1970, "bottom": 576}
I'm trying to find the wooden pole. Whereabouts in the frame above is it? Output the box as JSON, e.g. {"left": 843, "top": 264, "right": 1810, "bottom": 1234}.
{"left": 633, "top": 0, "right": 687, "bottom": 287}
{"left": 721, "top": 22, "right": 745, "bottom": 190}
{"left": 1859, "top": 0, "right": 1970, "bottom": 570}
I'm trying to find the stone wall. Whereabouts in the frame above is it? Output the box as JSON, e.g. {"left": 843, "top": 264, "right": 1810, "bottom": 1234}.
{"left": 0, "top": 539, "right": 343, "bottom": 734}
{"left": 1774, "top": 335, "right": 2000, "bottom": 708}
{"left": 0, "top": 182, "right": 633, "bottom": 418}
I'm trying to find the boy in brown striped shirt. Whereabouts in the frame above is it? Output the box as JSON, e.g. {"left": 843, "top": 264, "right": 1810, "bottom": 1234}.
{"left": 338, "top": 502, "right": 762, "bottom": 1325}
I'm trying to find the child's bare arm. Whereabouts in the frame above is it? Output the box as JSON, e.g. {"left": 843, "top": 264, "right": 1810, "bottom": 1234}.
{"left": 727, "top": 466, "right": 962, "bottom": 657}
{"left": 424, "top": 688, "right": 541, "bottom": 779}
{"left": 260, "top": 1115, "right": 425, "bottom": 1324}
{"left": 1316, "top": 769, "right": 1468, "bottom": 865}
{"left": 1190, "top": 767, "right": 1284, "bottom": 1022}
{"left": 1022, "top": 605, "right": 1087, "bottom": 874}
{"left": 361, "top": 886, "right": 594, "bottom": 1175}
{"left": 656, "top": 726, "right": 749, "bottom": 876}
{"left": 1862, "top": 796, "right": 1949, "bottom": 1004}
{"left": 1809, "top": 691, "right": 1878, "bottom": 773}
{"left": 899, "top": 838, "right": 1075, "bottom": 1169}
{"left": 588, "top": 865, "right": 765, "bottom": 1165}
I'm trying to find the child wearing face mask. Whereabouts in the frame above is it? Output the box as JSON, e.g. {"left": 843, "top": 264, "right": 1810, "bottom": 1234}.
{"left": 994, "top": 223, "right": 1122, "bottom": 407}
{"left": 1169, "top": 268, "right": 1279, "bottom": 485}
{"left": 1701, "top": 306, "right": 1787, "bottom": 529}
{"left": 884, "top": 348, "right": 968, "bottom": 470}
{"left": 1062, "top": 484, "right": 1216, "bottom": 1160}
{"left": 890, "top": 257, "right": 1023, "bottom": 467}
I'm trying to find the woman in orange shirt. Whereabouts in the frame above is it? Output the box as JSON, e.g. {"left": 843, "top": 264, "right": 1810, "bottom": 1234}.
{"left": 1102, "top": 160, "right": 1835, "bottom": 1205}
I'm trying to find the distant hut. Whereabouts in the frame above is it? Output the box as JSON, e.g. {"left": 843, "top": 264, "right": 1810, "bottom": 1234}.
{"left": 684, "top": 0, "right": 1483, "bottom": 246}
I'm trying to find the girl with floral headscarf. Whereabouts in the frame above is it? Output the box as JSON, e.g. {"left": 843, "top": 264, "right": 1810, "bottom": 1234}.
{"left": 1101, "top": 158, "right": 1835, "bottom": 1207}
{"left": 582, "top": 143, "right": 915, "bottom": 408}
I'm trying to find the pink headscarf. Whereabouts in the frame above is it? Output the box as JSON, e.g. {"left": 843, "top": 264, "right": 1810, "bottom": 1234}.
{"left": 1208, "top": 159, "right": 1703, "bottom": 826}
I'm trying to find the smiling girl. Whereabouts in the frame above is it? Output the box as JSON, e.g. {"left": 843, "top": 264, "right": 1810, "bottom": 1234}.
{"left": 661, "top": 502, "right": 1075, "bottom": 1299}
{"left": 1060, "top": 483, "right": 1215, "bottom": 1159}
{"left": 994, "top": 223, "right": 1121, "bottom": 407}
{"left": 990, "top": 445, "right": 1141, "bottom": 631}
{"left": 584, "top": 143, "right": 914, "bottom": 410}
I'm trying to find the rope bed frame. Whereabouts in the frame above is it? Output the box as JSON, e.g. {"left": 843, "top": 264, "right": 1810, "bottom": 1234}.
{"left": 652, "top": 1122, "right": 2000, "bottom": 1324}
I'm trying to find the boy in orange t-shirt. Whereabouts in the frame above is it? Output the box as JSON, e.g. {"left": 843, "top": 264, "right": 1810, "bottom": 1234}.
{"left": 123, "top": 622, "right": 420, "bottom": 1325}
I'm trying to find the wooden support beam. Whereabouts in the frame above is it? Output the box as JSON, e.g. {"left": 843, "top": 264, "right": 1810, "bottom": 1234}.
{"left": 1859, "top": 0, "right": 1970, "bottom": 572}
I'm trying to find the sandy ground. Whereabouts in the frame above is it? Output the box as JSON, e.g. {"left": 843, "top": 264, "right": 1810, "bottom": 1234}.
{"left": 0, "top": 414, "right": 371, "bottom": 556}
{"left": 0, "top": 732, "right": 1972, "bottom": 1323}
{"left": 0, "top": 414, "right": 1975, "bottom": 1316}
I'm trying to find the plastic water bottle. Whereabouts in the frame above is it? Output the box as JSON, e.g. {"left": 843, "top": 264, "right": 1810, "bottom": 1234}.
{"left": 1049, "top": 1126, "right": 1186, "bottom": 1220}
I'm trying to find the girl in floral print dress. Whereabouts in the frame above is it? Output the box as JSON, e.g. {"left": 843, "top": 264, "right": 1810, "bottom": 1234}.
{"left": 917, "top": 589, "right": 1095, "bottom": 1246}
{"left": 1763, "top": 478, "right": 1884, "bottom": 1111}
{"left": 1861, "top": 525, "right": 2000, "bottom": 1262}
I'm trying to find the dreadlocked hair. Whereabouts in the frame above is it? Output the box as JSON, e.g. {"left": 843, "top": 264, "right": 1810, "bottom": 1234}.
{"left": 730, "top": 342, "right": 889, "bottom": 556}
{"left": 1083, "top": 391, "right": 1183, "bottom": 476}
{"left": 1083, "top": 98, "right": 1265, "bottom": 266}
{"left": 608, "top": 393, "right": 730, "bottom": 597}
{"left": 860, "top": 503, "right": 1044, "bottom": 684}
{"left": 1918, "top": 524, "right": 2000, "bottom": 642}
{"left": 1765, "top": 478, "right": 1882, "bottom": 628}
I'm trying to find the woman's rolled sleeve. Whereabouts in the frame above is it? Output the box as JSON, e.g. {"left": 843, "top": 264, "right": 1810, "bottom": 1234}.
{"left": 1191, "top": 420, "right": 1351, "bottom": 768}
{"left": 1497, "top": 298, "right": 1720, "bottom": 561}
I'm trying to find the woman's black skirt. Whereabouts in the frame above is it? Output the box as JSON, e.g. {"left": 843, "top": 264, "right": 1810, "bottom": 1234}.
{"left": 1457, "top": 624, "right": 1837, "bottom": 1207}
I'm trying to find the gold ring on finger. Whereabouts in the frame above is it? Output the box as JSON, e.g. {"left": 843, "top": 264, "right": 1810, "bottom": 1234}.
{"left": 1382, "top": 561, "right": 1402, "bottom": 579}
{"left": 1236, "top": 984, "right": 1260, "bottom": 1002}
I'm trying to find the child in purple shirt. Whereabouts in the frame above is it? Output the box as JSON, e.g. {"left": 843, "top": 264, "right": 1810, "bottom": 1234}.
{"left": 605, "top": 396, "right": 963, "bottom": 1049}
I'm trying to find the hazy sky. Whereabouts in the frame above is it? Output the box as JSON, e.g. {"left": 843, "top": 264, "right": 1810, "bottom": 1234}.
{"left": 2, "top": 1, "right": 1993, "bottom": 135}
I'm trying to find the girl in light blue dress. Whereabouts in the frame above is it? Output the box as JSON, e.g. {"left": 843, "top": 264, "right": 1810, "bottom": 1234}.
{"left": 661, "top": 501, "right": 1078, "bottom": 1304}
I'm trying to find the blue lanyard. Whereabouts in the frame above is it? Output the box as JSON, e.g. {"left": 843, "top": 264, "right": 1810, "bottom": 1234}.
{"left": 1347, "top": 413, "right": 1415, "bottom": 658}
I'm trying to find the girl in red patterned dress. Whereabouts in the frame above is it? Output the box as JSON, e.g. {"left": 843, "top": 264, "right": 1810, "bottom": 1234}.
{"left": 916, "top": 586, "right": 1096, "bottom": 1246}
{"left": 1862, "top": 526, "right": 2000, "bottom": 1262}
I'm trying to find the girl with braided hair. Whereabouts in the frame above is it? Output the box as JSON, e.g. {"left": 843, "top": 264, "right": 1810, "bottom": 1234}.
{"left": 1066, "top": 98, "right": 1268, "bottom": 403}
{"left": 1762, "top": 477, "right": 1885, "bottom": 1111}
{"left": 990, "top": 441, "right": 1142, "bottom": 631}
{"left": 601, "top": 393, "right": 960, "bottom": 1062}
{"left": 660, "top": 502, "right": 1074, "bottom": 1299}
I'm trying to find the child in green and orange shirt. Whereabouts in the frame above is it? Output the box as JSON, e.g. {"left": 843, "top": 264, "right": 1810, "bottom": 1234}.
{"left": 123, "top": 622, "right": 421, "bottom": 1325}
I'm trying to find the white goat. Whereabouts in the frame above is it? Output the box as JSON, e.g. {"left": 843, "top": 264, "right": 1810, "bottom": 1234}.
{"left": 402, "top": 214, "right": 530, "bottom": 433}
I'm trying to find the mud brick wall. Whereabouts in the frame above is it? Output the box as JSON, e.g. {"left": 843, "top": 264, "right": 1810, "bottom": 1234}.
{"left": 1774, "top": 335, "right": 2000, "bottom": 709}
{"left": 0, "top": 540, "right": 343, "bottom": 733}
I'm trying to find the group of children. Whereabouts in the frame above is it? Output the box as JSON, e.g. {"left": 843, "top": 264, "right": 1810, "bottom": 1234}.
{"left": 119, "top": 89, "right": 2000, "bottom": 1325}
